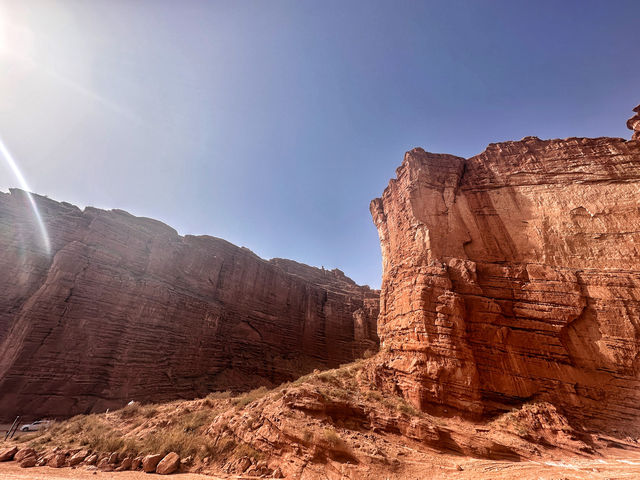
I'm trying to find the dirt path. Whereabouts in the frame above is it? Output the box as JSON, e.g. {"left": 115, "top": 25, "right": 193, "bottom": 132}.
{"left": 2, "top": 452, "right": 640, "bottom": 480}
{"left": 0, "top": 464, "right": 224, "bottom": 480}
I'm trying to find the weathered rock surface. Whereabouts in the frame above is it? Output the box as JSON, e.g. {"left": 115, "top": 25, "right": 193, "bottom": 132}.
{"left": 371, "top": 106, "right": 640, "bottom": 433}
{"left": 156, "top": 452, "right": 180, "bottom": 475}
{"left": 18, "top": 455, "right": 37, "bottom": 468}
{"left": 13, "top": 448, "right": 35, "bottom": 463}
{"left": 628, "top": 103, "right": 640, "bottom": 140}
{"left": 67, "top": 450, "right": 88, "bottom": 466}
{"left": 142, "top": 454, "right": 163, "bottom": 473}
{"left": 0, "top": 446, "right": 18, "bottom": 462}
{"left": 0, "top": 191, "right": 378, "bottom": 420}
{"left": 48, "top": 453, "right": 66, "bottom": 468}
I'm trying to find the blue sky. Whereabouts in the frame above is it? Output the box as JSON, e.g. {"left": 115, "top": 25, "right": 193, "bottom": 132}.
{"left": 0, "top": 0, "right": 638, "bottom": 288}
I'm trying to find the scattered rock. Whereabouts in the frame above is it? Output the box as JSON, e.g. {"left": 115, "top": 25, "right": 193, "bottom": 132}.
{"left": 68, "top": 450, "right": 88, "bottom": 466}
{"left": 14, "top": 448, "right": 35, "bottom": 463}
{"left": 116, "top": 456, "right": 133, "bottom": 471}
{"left": 142, "top": 454, "right": 163, "bottom": 473}
{"left": 19, "top": 455, "right": 37, "bottom": 468}
{"left": 0, "top": 446, "right": 18, "bottom": 462}
{"left": 48, "top": 453, "right": 66, "bottom": 468}
{"left": 156, "top": 452, "right": 180, "bottom": 475}
{"left": 132, "top": 456, "right": 143, "bottom": 470}
{"left": 97, "top": 457, "right": 113, "bottom": 472}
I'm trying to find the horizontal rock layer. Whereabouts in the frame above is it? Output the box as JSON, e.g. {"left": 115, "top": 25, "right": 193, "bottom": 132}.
{"left": 371, "top": 131, "right": 640, "bottom": 433}
{"left": 0, "top": 190, "right": 378, "bottom": 420}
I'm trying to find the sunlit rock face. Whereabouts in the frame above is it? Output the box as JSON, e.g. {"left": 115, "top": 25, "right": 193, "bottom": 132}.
{"left": 0, "top": 189, "right": 378, "bottom": 420}
{"left": 371, "top": 108, "right": 640, "bottom": 432}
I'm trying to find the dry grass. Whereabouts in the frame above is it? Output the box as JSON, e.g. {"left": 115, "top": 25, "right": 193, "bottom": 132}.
{"left": 232, "top": 386, "right": 269, "bottom": 408}
{"left": 21, "top": 355, "right": 412, "bottom": 467}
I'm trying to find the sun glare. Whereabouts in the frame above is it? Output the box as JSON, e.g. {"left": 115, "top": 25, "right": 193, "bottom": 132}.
{"left": 0, "top": 136, "right": 51, "bottom": 256}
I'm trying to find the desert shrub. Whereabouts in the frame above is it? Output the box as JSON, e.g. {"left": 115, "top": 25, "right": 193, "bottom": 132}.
{"left": 397, "top": 400, "right": 419, "bottom": 416}
{"left": 364, "top": 390, "right": 383, "bottom": 402}
{"left": 301, "top": 429, "right": 313, "bottom": 443}
{"left": 142, "top": 426, "right": 201, "bottom": 457}
{"left": 119, "top": 403, "right": 141, "bottom": 419}
{"left": 292, "top": 374, "right": 312, "bottom": 386}
{"left": 206, "top": 391, "right": 232, "bottom": 400}
{"left": 180, "top": 410, "right": 215, "bottom": 432}
{"left": 323, "top": 428, "right": 343, "bottom": 446}
{"left": 361, "top": 348, "right": 376, "bottom": 359}
{"left": 232, "top": 387, "right": 269, "bottom": 408}
{"left": 233, "top": 442, "right": 263, "bottom": 460}
{"left": 204, "top": 436, "right": 236, "bottom": 458}
{"left": 143, "top": 406, "right": 158, "bottom": 419}
{"left": 322, "top": 427, "right": 356, "bottom": 462}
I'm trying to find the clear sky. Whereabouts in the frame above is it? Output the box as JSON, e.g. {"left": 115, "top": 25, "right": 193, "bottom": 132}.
{"left": 0, "top": 1, "right": 638, "bottom": 288}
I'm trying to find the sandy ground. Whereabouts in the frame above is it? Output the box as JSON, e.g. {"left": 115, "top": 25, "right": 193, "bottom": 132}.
{"left": 2, "top": 452, "right": 640, "bottom": 480}
{"left": 0, "top": 464, "right": 224, "bottom": 480}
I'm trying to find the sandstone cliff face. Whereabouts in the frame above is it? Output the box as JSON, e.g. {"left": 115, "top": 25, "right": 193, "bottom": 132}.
{"left": 0, "top": 190, "right": 378, "bottom": 420}
{"left": 371, "top": 109, "right": 640, "bottom": 433}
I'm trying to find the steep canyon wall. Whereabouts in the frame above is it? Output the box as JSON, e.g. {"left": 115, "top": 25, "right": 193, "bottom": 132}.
{"left": 371, "top": 106, "right": 640, "bottom": 433}
{"left": 0, "top": 191, "right": 378, "bottom": 420}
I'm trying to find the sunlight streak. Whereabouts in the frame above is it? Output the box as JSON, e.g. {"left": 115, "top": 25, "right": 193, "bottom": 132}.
{"left": 0, "top": 136, "right": 51, "bottom": 255}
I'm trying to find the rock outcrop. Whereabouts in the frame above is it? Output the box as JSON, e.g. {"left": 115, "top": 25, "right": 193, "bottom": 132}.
{"left": 0, "top": 191, "right": 378, "bottom": 420}
{"left": 371, "top": 105, "right": 640, "bottom": 433}
{"left": 628, "top": 104, "right": 640, "bottom": 140}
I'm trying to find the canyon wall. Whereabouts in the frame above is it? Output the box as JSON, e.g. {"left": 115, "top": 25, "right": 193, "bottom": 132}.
{"left": 370, "top": 106, "right": 640, "bottom": 433}
{"left": 0, "top": 190, "right": 378, "bottom": 420}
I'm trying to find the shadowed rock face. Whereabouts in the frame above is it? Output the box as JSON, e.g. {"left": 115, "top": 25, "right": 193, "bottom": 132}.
{"left": 0, "top": 190, "right": 378, "bottom": 420}
{"left": 371, "top": 108, "right": 640, "bottom": 433}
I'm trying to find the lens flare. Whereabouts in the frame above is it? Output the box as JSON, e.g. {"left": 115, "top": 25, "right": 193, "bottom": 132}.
{"left": 0, "top": 136, "right": 51, "bottom": 255}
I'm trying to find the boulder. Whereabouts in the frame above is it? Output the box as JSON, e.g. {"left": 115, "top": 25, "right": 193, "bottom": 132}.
{"left": 156, "top": 452, "right": 180, "bottom": 475}
{"left": 48, "top": 453, "right": 66, "bottom": 468}
{"left": 19, "top": 455, "right": 37, "bottom": 468}
{"left": 116, "top": 456, "right": 133, "bottom": 471}
{"left": 97, "top": 457, "right": 113, "bottom": 472}
{"left": 132, "top": 456, "right": 143, "bottom": 470}
{"left": 13, "top": 447, "right": 34, "bottom": 462}
{"left": 84, "top": 453, "right": 98, "bottom": 465}
{"left": 68, "top": 450, "right": 88, "bottom": 466}
{"left": 0, "top": 446, "right": 18, "bottom": 462}
{"left": 142, "top": 454, "right": 163, "bottom": 473}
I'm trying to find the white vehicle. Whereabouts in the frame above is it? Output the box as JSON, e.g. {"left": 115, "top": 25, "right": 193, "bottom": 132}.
{"left": 20, "top": 420, "right": 50, "bottom": 432}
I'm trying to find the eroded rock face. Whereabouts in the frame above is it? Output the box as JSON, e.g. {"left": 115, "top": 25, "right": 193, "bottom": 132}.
{"left": 371, "top": 107, "right": 640, "bottom": 433}
{"left": 0, "top": 191, "right": 378, "bottom": 420}
{"left": 628, "top": 104, "right": 640, "bottom": 140}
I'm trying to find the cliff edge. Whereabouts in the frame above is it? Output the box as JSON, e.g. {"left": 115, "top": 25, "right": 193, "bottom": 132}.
{"left": 370, "top": 104, "right": 640, "bottom": 434}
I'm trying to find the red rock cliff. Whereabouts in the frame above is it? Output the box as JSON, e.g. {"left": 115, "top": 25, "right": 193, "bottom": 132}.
{"left": 371, "top": 106, "right": 640, "bottom": 433}
{"left": 0, "top": 190, "right": 378, "bottom": 420}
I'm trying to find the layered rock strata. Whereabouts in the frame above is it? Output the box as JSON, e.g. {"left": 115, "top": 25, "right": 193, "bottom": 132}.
{"left": 0, "top": 190, "right": 378, "bottom": 420}
{"left": 371, "top": 106, "right": 640, "bottom": 433}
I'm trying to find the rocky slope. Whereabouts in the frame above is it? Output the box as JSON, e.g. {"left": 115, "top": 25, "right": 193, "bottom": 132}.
{"left": 0, "top": 190, "right": 378, "bottom": 420}
{"left": 5, "top": 358, "right": 640, "bottom": 479}
{"left": 370, "top": 104, "right": 640, "bottom": 434}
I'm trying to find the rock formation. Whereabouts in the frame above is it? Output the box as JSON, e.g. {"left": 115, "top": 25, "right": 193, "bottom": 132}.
{"left": 628, "top": 103, "right": 640, "bottom": 140}
{"left": 0, "top": 190, "right": 378, "bottom": 420}
{"left": 371, "top": 105, "right": 640, "bottom": 433}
